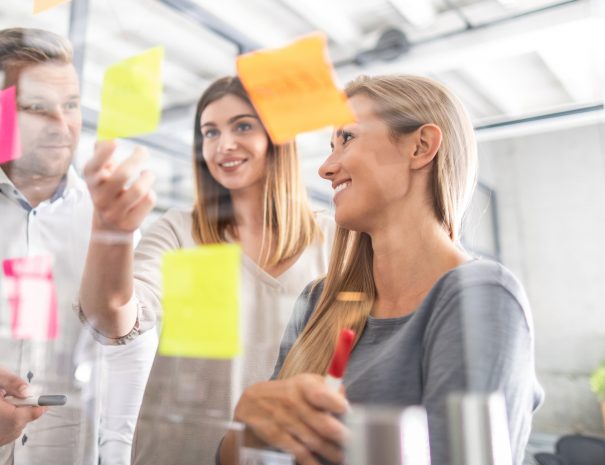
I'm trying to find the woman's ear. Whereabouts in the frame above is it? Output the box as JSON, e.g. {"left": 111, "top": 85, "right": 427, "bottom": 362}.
{"left": 410, "top": 124, "right": 442, "bottom": 170}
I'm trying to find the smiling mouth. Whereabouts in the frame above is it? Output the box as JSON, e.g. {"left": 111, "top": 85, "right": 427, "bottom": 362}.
{"left": 219, "top": 159, "right": 246, "bottom": 168}
{"left": 334, "top": 181, "right": 351, "bottom": 194}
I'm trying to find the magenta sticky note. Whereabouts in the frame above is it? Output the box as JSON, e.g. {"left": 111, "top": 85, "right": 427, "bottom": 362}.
{"left": 2, "top": 255, "right": 58, "bottom": 340}
{"left": 0, "top": 86, "right": 21, "bottom": 163}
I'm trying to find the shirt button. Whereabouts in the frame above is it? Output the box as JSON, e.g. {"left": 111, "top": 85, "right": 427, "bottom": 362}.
{"left": 32, "top": 210, "right": 37, "bottom": 216}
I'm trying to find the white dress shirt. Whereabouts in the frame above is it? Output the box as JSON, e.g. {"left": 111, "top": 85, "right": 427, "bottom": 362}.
{"left": 0, "top": 166, "right": 157, "bottom": 465}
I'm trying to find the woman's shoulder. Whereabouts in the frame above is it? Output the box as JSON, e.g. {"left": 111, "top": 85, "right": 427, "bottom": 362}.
{"left": 148, "top": 207, "right": 194, "bottom": 233}
{"left": 292, "top": 279, "right": 326, "bottom": 332}
{"left": 427, "top": 258, "right": 533, "bottom": 332}
{"left": 159, "top": 207, "right": 194, "bottom": 226}
{"left": 439, "top": 259, "right": 528, "bottom": 306}
{"left": 139, "top": 207, "right": 195, "bottom": 249}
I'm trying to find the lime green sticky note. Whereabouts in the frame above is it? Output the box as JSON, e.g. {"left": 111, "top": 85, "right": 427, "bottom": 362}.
{"left": 97, "top": 47, "right": 164, "bottom": 140}
{"left": 159, "top": 244, "right": 241, "bottom": 359}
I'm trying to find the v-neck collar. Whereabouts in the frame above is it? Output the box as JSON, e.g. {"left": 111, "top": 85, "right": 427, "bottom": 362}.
{"left": 240, "top": 250, "right": 304, "bottom": 289}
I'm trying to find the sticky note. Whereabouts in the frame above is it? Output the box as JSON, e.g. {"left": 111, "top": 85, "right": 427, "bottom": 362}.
{"left": 34, "top": 0, "right": 71, "bottom": 14}
{"left": 97, "top": 47, "right": 164, "bottom": 140}
{"left": 236, "top": 33, "right": 355, "bottom": 144}
{"left": 160, "top": 244, "right": 241, "bottom": 359}
{"left": 2, "top": 255, "right": 58, "bottom": 340}
{"left": 0, "top": 86, "right": 21, "bottom": 164}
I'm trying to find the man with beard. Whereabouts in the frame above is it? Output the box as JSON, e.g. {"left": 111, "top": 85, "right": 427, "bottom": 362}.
{"left": 0, "top": 28, "right": 157, "bottom": 465}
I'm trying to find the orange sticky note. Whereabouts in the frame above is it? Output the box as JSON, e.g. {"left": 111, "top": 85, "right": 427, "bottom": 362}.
{"left": 33, "top": 0, "right": 71, "bottom": 14}
{"left": 2, "top": 255, "right": 59, "bottom": 340}
{"left": 236, "top": 33, "right": 354, "bottom": 144}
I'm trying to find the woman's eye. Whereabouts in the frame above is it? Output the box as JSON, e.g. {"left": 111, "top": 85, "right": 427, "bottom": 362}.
{"left": 64, "top": 101, "right": 80, "bottom": 111}
{"left": 341, "top": 131, "right": 354, "bottom": 144}
{"left": 203, "top": 128, "right": 219, "bottom": 139}
{"left": 235, "top": 122, "right": 252, "bottom": 132}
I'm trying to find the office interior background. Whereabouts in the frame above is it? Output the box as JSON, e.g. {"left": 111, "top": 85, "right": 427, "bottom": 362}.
{"left": 2, "top": 0, "right": 605, "bottom": 460}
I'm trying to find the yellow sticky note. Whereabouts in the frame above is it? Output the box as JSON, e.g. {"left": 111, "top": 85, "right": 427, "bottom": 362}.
{"left": 33, "top": 0, "right": 71, "bottom": 14}
{"left": 236, "top": 33, "right": 355, "bottom": 144}
{"left": 97, "top": 47, "right": 164, "bottom": 140}
{"left": 159, "top": 244, "right": 241, "bottom": 359}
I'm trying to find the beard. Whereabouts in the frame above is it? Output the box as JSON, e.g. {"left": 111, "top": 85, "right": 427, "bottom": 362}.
{"left": 2, "top": 144, "right": 75, "bottom": 179}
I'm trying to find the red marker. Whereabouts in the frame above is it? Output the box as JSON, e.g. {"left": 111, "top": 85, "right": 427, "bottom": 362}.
{"left": 326, "top": 329, "right": 356, "bottom": 390}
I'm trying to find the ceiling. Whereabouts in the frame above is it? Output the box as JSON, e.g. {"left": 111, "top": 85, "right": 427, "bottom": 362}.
{"left": 1, "top": 0, "right": 604, "bottom": 209}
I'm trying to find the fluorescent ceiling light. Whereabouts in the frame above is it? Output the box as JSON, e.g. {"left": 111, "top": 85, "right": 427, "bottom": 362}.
{"left": 496, "top": 0, "right": 521, "bottom": 9}
{"left": 278, "top": 0, "right": 362, "bottom": 45}
{"left": 190, "top": 0, "right": 301, "bottom": 48}
{"left": 388, "top": 0, "right": 436, "bottom": 29}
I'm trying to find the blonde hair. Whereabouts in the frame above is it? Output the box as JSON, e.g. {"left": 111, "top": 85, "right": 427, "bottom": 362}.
{"left": 278, "top": 75, "right": 477, "bottom": 378}
{"left": 0, "top": 28, "right": 72, "bottom": 88}
{"left": 191, "top": 76, "right": 322, "bottom": 266}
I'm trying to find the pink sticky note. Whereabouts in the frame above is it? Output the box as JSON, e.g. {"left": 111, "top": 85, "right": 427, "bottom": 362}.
{"left": 2, "top": 256, "right": 58, "bottom": 340}
{"left": 0, "top": 86, "right": 21, "bottom": 163}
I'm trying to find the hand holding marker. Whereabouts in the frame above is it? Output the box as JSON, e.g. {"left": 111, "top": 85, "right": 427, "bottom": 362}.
{"left": 326, "top": 329, "right": 356, "bottom": 390}
{"left": 5, "top": 395, "right": 67, "bottom": 407}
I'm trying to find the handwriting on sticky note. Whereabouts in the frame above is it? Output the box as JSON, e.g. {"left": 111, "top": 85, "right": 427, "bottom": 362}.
{"left": 33, "top": 0, "right": 71, "bottom": 14}
{"left": 2, "top": 256, "right": 58, "bottom": 340}
{"left": 0, "top": 86, "right": 21, "bottom": 164}
{"left": 236, "top": 33, "right": 355, "bottom": 144}
{"left": 160, "top": 245, "right": 241, "bottom": 359}
{"left": 97, "top": 47, "right": 164, "bottom": 140}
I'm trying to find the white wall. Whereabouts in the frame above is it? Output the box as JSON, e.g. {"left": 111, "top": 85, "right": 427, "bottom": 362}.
{"left": 477, "top": 122, "right": 605, "bottom": 434}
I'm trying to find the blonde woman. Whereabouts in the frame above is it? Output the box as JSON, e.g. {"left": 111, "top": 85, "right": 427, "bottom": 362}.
{"left": 220, "top": 75, "right": 543, "bottom": 465}
{"left": 78, "top": 76, "right": 334, "bottom": 464}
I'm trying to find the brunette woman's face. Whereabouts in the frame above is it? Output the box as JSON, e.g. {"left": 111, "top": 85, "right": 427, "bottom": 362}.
{"left": 200, "top": 94, "right": 269, "bottom": 193}
{"left": 319, "top": 94, "right": 418, "bottom": 232}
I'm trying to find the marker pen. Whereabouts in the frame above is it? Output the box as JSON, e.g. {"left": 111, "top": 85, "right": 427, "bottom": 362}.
{"left": 4, "top": 395, "right": 67, "bottom": 407}
{"left": 326, "top": 329, "right": 356, "bottom": 390}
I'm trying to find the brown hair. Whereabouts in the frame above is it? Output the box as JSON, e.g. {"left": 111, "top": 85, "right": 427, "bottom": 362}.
{"left": 278, "top": 75, "right": 478, "bottom": 378}
{"left": 0, "top": 28, "right": 72, "bottom": 88}
{"left": 191, "top": 76, "right": 323, "bottom": 267}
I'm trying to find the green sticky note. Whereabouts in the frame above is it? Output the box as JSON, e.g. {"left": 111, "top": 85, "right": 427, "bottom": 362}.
{"left": 97, "top": 47, "right": 164, "bottom": 140}
{"left": 159, "top": 244, "right": 241, "bottom": 359}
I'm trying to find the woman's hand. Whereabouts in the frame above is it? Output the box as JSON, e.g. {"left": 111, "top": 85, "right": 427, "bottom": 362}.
{"left": 83, "top": 140, "right": 156, "bottom": 234}
{"left": 234, "top": 374, "right": 349, "bottom": 465}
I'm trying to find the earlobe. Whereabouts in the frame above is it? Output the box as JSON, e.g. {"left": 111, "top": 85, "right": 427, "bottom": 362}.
{"left": 410, "top": 124, "right": 442, "bottom": 170}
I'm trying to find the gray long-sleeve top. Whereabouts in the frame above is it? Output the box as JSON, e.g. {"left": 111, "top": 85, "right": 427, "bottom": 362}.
{"left": 272, "top": 259, "right": 544, "bottom": 465}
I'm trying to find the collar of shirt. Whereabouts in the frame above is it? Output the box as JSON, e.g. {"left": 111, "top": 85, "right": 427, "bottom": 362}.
{"left": 0, "top": 165, "right": 87, "bottom": 211}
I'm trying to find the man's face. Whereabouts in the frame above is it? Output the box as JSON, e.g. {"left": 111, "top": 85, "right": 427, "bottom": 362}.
{"left": 11, "top": 62, "right": 81, "bottom": 177}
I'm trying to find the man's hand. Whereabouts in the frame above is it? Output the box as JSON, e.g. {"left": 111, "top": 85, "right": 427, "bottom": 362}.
{"left": 84, "top": 140, "right": 156, "bottom": 234}
{"left": 0, "top": 367, "right": 46, "bottom": 446}
{"left": 233, "top": 374, "right": 349, "bottom": 465}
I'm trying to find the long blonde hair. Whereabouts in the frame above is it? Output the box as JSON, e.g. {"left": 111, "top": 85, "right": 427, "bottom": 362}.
{"left": 191, "top": 76, "right": 322, "bottom": 266}
{"left": 278, "top": 75, "right": 478, "bottom": 378}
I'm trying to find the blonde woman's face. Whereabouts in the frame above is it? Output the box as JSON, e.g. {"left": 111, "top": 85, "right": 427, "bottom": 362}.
{"left": 200, "top": 94, "right": 269, "bottom": 193}
{"left": 319, "top": 94, "right": 417, "bottom": 232}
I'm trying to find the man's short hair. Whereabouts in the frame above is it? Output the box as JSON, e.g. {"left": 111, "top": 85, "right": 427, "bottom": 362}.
{"left": 0, "top": 28, "right": 72, "bottom": 88}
